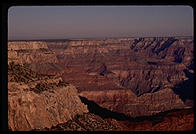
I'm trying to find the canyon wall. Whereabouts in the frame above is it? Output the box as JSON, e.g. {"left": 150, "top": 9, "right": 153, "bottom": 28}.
{"left": 8, "top": 37, "right": 194, "bottom": 131}
{"left": 8, "top": 41, "right": 64, "bottom": 76}
{"left": 46, "top": 37, "right": 193, "bottom": 94}
{"left": 8, "top": 36, "right": 194, "bottom": 118}
{"left": 8, "top": 63, "right": 88, "bottom": 130}
{"left": 46, "top": 37, "right": 194, "bottom": 117}
{"left": 79, "top": 88, "right": 187, "bottom": 117}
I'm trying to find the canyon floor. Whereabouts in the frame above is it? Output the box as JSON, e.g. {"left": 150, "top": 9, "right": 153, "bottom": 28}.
{"left": 8, "top": 36, "right": 194, "bottom": 131}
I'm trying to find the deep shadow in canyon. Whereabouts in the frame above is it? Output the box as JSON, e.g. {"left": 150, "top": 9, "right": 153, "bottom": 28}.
{"left": 173, "top": 68, "right": 194, "bottom": 106}
{"left": 79, "top": 96, "right": 193, "bottom": 124}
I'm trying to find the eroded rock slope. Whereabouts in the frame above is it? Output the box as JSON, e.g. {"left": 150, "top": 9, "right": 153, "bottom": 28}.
{"left": 8, "top": 36, "right": 194, "bottom": 118}
{"left": 8, "top": 41, "right": 64, "bottom": 76}
{"left": 8, "top": 62, "right": 88, "bottom": 130}
{"left": 45, "top": 37, "right": 194, "bottom": 116}
{"left": 8, "top": 37, "right": 194, "bottom": 131}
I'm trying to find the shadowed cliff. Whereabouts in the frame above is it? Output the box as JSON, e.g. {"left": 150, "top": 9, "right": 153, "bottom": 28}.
{"left": 173, "top": 69, "right": 194, "bottom": 106}
{"left": 79, "top": 96, "right": 193, "bottom": 123}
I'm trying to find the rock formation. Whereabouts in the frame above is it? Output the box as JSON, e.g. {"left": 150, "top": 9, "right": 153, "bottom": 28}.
{"left": 8, "top": 36, "right": 194, "bottom": 131}
{"left": 106, "top": 108, "right": 194, "bottom": 131}
{"left": 8, "top": 62, "right": 88, "bottom": 131}
{"left": 36, "top": 113, "right": 121, "bottom": 131}
{"left": 79, "top": 88, "right": 188, "bottom": 117}
{"left": 45, "top": 37, "right": 193, "bottom": 94}
{"left": 8, "top": 41, "right": 64, "bottom": 76}
{"left": 45, "top": 37, "right": 194, "bottom": 116}
{"left": 35, "top": 107, "right": 194, "bottom": 131}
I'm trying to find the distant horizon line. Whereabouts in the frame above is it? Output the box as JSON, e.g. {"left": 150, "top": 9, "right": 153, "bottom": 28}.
{"left": 8, "top": 35, "right": 193, "bottom": 42}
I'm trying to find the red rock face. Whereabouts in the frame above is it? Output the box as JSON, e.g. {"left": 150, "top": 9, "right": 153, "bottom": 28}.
{"left": 79, "top": 89, "right": 187, "bottom": 117}
{"left": 46, "top": 37, "right": 193, "bottom": 95}
{"left": 8, "top": 63, "right": 88, "bottom": 131}
{"left": 45, "top": 37, "right": 194, "bottom": 117}
{"left": 8, "top": 37, "right": 194, "bottom": 131}
{"left": 8, "top": 41, "right": 65, "bottom": 76}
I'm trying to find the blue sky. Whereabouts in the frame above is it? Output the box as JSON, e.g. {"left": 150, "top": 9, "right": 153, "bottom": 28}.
{"left": 8, "top": 6, "right": 193, "bottom": 40}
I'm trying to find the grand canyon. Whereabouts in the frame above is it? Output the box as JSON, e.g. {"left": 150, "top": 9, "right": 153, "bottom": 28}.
{"left": 8, "top": 36, "right": 194, "bottom": 131}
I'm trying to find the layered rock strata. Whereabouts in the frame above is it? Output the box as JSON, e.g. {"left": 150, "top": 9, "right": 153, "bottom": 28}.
{"left": 35, "top": 108, "right": 194, "bottom": 131}
{"left": 8, "top": 62, "right": 88, "bottom": 131}
{"left": 45, "top": 37, "right": 194, "bottom": 117}
{"left": 79, "top": 89, "right": 187, "bottom": 117}
{"left": 8, "top": 36, "right": 194, "bottom": 119}
{"left": 46, "top": 37, "right": 193, "bottom": 96}
{"left": 8, "top": 41, "right": 64, "bottom": 76}
{"left": 106, "top": 108, "right": 194, "bottom": 131}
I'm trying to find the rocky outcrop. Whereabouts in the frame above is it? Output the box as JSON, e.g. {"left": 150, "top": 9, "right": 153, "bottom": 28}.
{"left": 36, "top": 113, "right": 121, "bottom": 131}
{"left": 8, "top": 63, "right": 88, "bottom": 131}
